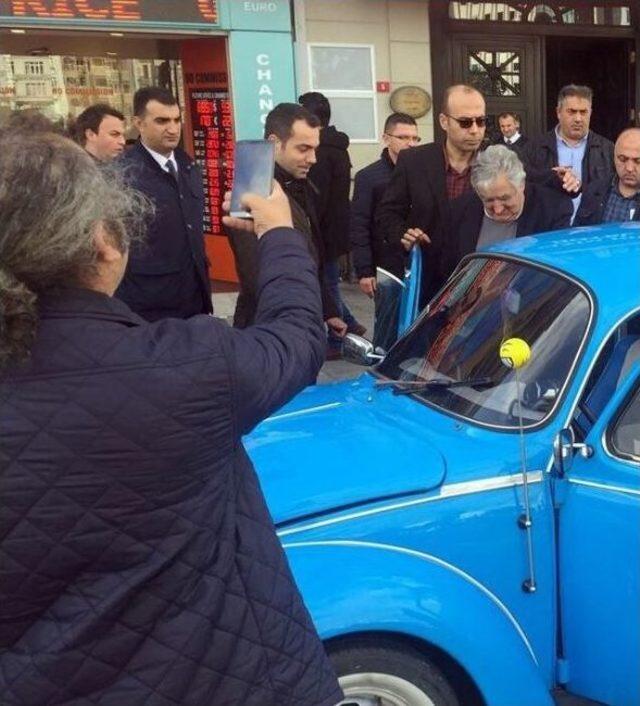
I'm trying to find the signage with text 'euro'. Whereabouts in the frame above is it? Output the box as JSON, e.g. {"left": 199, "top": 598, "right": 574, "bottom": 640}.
{"left": 0, "top": 0, "right": 219, "bottom": 25}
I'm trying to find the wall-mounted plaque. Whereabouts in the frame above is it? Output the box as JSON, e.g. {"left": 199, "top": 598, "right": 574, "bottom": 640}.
{"left": 389, "top": 85, "right": 432, "bottom": 119}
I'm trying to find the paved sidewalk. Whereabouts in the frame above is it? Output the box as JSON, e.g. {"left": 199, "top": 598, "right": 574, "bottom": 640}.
{"left": 213, "top": 281, "right": 375, "bottom": 383}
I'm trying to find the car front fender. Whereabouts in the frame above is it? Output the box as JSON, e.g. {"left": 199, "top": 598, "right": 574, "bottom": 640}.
{"left": 284, "top": 540, "right": 554, "bottom": 706}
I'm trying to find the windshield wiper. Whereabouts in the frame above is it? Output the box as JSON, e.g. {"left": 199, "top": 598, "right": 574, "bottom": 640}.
{"left": 375, "top": 376, "right": 495, "bottom": 396}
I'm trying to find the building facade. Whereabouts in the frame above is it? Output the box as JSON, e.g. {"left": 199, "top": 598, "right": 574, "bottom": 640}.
{"left": 1, "top": 0, "right": 638, "bottom": 280}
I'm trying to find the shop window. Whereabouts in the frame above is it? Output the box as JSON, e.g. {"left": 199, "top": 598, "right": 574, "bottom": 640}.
{"left": 449, "top": 2, "right": 631, "bottom": 26}
{"left": 307, "top": 43, "right": 377, "bottom": 142}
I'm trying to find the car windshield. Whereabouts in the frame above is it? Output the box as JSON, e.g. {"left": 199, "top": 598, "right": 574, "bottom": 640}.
{"left": 376, "top": 256, "right": 592, "bottom": 428}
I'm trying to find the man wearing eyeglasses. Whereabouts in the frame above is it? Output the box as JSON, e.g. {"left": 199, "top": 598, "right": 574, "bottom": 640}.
{"left": 351, "top": 112, "right": 420, "bottom": 295}
{"left": 376, "top": 84, "right": 486, "bottom": 306}
{"left": 351, "top": 112, "right": 420, "bottom": 349}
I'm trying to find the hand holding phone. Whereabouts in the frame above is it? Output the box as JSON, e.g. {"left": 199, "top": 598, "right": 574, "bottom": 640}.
{"left": 223, "top": 181, "right": 293, "bottom": 238}
{"left": 230, "top": 140, "right": 275, "bottom": 218}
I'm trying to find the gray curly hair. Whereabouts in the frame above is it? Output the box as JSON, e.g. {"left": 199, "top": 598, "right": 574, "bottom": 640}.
{"left": 0, "top": 130, "right": 152, "bottom": 369}
{"left": 471, "top": 144, "right": 526, "bottom": 194}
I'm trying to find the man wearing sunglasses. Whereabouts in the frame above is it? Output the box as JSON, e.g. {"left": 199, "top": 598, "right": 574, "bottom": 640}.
{"left": 376, "top": 84, "right": 486, "bottom": 307}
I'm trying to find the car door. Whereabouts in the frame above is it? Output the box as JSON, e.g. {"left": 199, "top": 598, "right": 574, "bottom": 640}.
{"left": 556, "top": 365, "right": 640, "bottom": 706}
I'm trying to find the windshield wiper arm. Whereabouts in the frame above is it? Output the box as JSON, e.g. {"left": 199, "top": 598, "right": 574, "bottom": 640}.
{"left": 375, "top": 376, "right": 494, "bottom": 396}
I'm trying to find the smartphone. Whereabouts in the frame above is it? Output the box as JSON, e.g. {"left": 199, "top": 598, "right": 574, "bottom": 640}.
{"left": 230, "top": 140, "right": 275, "bottom": 218}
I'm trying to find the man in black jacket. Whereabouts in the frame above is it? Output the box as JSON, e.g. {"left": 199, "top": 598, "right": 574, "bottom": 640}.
{"left": 522, "top": 84, "right": 614, "bottom": 219}
{"left": 440, "top": 145, "right": 573, "bottom": 283}
{"left": 376, "top": 84, "right": 486, "bottom": 307}
{"left": 299, "top": 91, "right": 366, "bottom": 354}
{"left": 494, "top": 111, "right": 528, "bottom": 160}
{"left": 228, "top": 103, "right": 347, "bottom": 347}
{"left": 116, "top": 87, "right": 212, "bottom": 321}
{"left": 352, "top": 112, "right": 419, "bottom": 289}
{"left": 350, "top": 112, "right": 419, "bottom": 348}
{"left": 575, "top": 127, "right": 640, "bottom": 226}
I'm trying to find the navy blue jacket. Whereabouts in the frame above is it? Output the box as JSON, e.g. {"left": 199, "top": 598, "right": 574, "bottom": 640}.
{"left": 116, "top": 141, "right": 213, "bottom": 321}
{"left": 574, "top": 176, "right": 640, "bottom": 226}
{"left": 0, "top": 229, "right": 342, "bottom": 706}
{"left": 351, "top": 149, "right": 405, "bottom": 279}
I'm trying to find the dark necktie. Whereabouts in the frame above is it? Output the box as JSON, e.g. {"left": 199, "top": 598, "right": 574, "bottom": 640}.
{"left": 165, "top": 159, "right": 178, "bottom": 182}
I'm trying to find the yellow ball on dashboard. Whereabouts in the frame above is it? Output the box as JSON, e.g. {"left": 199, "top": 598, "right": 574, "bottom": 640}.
{"left": 500, "top": 338, "right": 531, "bottom": 369}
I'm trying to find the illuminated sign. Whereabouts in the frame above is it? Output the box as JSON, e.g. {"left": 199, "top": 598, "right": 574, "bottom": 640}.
{"left": 190, "top": 88, "right": 234, "bottom": 236}
{"left": 0, "top": 0, "right": 218, "bottom": 24}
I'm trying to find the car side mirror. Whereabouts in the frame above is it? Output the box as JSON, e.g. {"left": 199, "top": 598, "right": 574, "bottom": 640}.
{"left": 553, "top": 426, "right": 594, "bottom": 477}
{"left": 343, "top": 334, "right": 385, "bottom": 366}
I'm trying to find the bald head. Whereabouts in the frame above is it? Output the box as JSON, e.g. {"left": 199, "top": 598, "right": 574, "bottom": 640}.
{"left": 440, "top": 84, "right": 484, "bottom": 115}
{"left": 614, "top": 127, "right": 640, "bottom": 197}
{"left": 438, "top": 84, "right": 486, "bottom": 157}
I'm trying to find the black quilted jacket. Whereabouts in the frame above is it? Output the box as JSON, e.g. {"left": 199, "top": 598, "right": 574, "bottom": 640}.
{"left": 0, "top": 228, "right": 342, "bottom": 706}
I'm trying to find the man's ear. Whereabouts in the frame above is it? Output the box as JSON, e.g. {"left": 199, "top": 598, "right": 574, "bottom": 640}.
{"left": 438, "top": 113, "right": 449, "bottom": 132}
{"left": 94, "top": 223, "right": 124, "bottom": 263}
{"left": 132, "top": 115, "right": 142, "bottom": 132}
{"left": 85, "top": 128, "right": 96, "bottom": 143}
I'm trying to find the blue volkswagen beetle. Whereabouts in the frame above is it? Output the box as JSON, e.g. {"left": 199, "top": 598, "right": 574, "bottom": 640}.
{"left": 247, "top": 223, "right": 640, "bottom": 706}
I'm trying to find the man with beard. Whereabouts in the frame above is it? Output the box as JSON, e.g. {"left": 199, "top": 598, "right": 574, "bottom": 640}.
{"left": 228, "top": 103, "right": 347, "bottom": 351}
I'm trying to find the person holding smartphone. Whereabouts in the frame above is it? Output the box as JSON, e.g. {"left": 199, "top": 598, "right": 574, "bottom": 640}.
{"left": 0, "top": 127, "right": 342, "bottom": 706}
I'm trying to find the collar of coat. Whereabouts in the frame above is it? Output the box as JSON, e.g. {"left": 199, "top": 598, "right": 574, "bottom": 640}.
{"left": 131, "top": 139, "right": 193, "bottom": 174}
{"left": 38, "top": 287, "right": 144, "bottom": 327}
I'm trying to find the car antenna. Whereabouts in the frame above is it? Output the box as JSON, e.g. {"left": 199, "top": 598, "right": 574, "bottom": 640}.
{"left": 500, "top": 337, "right": 537, "bottom": 594}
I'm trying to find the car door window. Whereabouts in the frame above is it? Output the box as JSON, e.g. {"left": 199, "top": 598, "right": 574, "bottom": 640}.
{"left": 608, "top": 385, "right": 640, "bottom": 463}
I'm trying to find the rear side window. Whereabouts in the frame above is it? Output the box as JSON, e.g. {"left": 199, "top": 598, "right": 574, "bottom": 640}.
{"left": 609, "top": 386, "right": 640, "bottom": 463}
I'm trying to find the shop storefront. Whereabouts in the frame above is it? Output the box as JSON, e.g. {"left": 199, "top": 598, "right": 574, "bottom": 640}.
{"left": 0, "top": 0, "right": 297, "bottom": 281}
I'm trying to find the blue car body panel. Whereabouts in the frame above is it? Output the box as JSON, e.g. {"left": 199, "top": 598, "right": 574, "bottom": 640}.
{"left": 248, "top": 224, "right": 640, "bottom": 706}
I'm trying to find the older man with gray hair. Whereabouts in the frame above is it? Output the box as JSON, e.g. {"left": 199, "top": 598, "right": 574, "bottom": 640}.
{"left": 439, "top": 144, "right": 573, "bottom": 283}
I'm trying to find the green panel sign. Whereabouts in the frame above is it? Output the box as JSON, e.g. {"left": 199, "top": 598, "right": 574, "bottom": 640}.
{"left": 228, "top": 0, "right": 290, "bottom": 31}
{"left": 229, "top": 30, "right": 296, "bottom": 140}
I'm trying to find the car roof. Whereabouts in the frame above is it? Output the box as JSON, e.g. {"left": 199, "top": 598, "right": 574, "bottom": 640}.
{"left": 479, "top": 222, "right": 640, "bottom": 321}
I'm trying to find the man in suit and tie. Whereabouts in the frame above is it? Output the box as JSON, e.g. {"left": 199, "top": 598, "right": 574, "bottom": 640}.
{"left": 116, "top": 87, "right": 212, "bottom": 321}
{"left": 496, "top": 111, "right": 528, "bottom": 159}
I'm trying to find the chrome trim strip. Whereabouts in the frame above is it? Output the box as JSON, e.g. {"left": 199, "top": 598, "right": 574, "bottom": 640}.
{"left": 568, "top": 478, "right": 640, "bottom": 498}
{"left": 263, "top": 401, "right": 342, "bottom": 423}
{"left": 277, "top": 471, "right": 543, "bottom": 539}
{"left": 283, "top": 538, "right": 539, "bottom": 666}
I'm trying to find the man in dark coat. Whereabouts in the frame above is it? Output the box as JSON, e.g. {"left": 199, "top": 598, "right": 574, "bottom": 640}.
{"left": 299, "top": 92, "right": 365, "bottom": 350}
{"left": 351, "top": 112, "right": 419, "bottom": 349}
{"left": 115, "top": 86, "right": 213, "bottom": 321}
{"left": 521, "top": 84, "right": 614, "bottom": 216}
{"left": 0, "top": 130, "right": 342, "bottom": 706}
{"left": 351, "top": 112, "right": 420, "bottom": 288}
{"left": 494, "top": 111, "right": 528, "bottom": 160}
{"left": 228, "top": 103, "right": 347, "bottom": 349}
{"left": 575, "top": 127, "right": 640, "bottom": 226}
{"left": 376, "top": 84, "right": 486, "bottom": 307}
{"left": 440, "top": 145, "right": 573, "bottom": 284}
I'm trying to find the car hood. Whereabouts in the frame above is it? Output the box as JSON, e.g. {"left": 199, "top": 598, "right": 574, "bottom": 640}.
{"left": 245, "top": 375, "right": 447, "bottom": 525}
